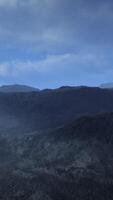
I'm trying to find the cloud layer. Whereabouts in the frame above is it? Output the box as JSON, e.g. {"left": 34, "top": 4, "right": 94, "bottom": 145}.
{"left": 0, "top": 0, "right": 113, "bottom": 87}
{"left": 0, "top": 52, "right": 113, "bottom": 88}
{"left": 0, "top": 0, "right": 113, "bottom": 50}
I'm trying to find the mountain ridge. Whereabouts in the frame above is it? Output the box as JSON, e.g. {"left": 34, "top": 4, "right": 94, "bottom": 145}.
{"left": 0, "top": 84, "right": 39, "bottom": 93}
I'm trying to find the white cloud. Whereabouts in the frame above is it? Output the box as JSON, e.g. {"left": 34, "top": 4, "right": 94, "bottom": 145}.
{"left": 0, "top": 53, "right": 112, "bottom": 77}
{"left": 0, "top": 62, "right": 11, "bottom": 76}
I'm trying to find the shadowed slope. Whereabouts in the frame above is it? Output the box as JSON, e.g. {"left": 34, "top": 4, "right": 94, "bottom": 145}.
{"left": 1, "top": 87, "right": 113, "bottom": 134}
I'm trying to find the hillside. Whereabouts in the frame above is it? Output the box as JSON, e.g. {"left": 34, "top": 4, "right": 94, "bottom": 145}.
{"left": 0, "top": 113, "right": 113, "bottom": 199}
{"left": 1, "top": 86, "right": 113, "bottom": 134}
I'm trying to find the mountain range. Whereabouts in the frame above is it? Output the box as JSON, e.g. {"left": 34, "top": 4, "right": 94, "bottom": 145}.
{"left": 0, "top": 85, "right": 113, "bottom": 199}
{"left": 0, "top": 86, "right": 113, "bottom": 134}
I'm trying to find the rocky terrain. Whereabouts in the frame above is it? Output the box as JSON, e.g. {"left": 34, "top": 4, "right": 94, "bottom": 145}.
{"left": 0, "top": 112, "right": 113, "bottom": 199}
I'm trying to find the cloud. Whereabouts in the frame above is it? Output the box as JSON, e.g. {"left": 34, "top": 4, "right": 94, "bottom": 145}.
{"left": 0, "top": 0, "right": 113, "bottom": 52}
{"left": 0, "top": 52, "right": 112, "bottom": 78}
{"left": 0, "top": 0, "right": 113, "bottom": 87}
{"left": 0, "top": 0, "right": 17, "bottom": 7}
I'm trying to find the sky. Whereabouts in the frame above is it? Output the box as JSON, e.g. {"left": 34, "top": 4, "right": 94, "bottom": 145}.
{"left": 0, "top": 0, "right": 113, "bottom": 88}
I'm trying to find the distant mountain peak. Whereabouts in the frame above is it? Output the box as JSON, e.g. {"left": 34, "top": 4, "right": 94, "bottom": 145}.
{"left": 100, "top": 82, "right": 113, "bottom": 89}
{"left": 0, "top": 84, "right": 39, "bottom": 93}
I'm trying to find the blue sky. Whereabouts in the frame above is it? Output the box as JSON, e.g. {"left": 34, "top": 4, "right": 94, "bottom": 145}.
{"left": 0, "top": 0, "right": 113, "bottom": 88}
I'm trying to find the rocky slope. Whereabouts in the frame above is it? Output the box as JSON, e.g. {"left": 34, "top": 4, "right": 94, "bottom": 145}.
{"left": 0, "top": 113, "right": 113, "bottom": 199}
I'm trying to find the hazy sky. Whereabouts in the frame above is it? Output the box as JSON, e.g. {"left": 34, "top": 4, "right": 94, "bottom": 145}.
{"left": 0, "top": 0, "right": 113, "bottom": 88}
